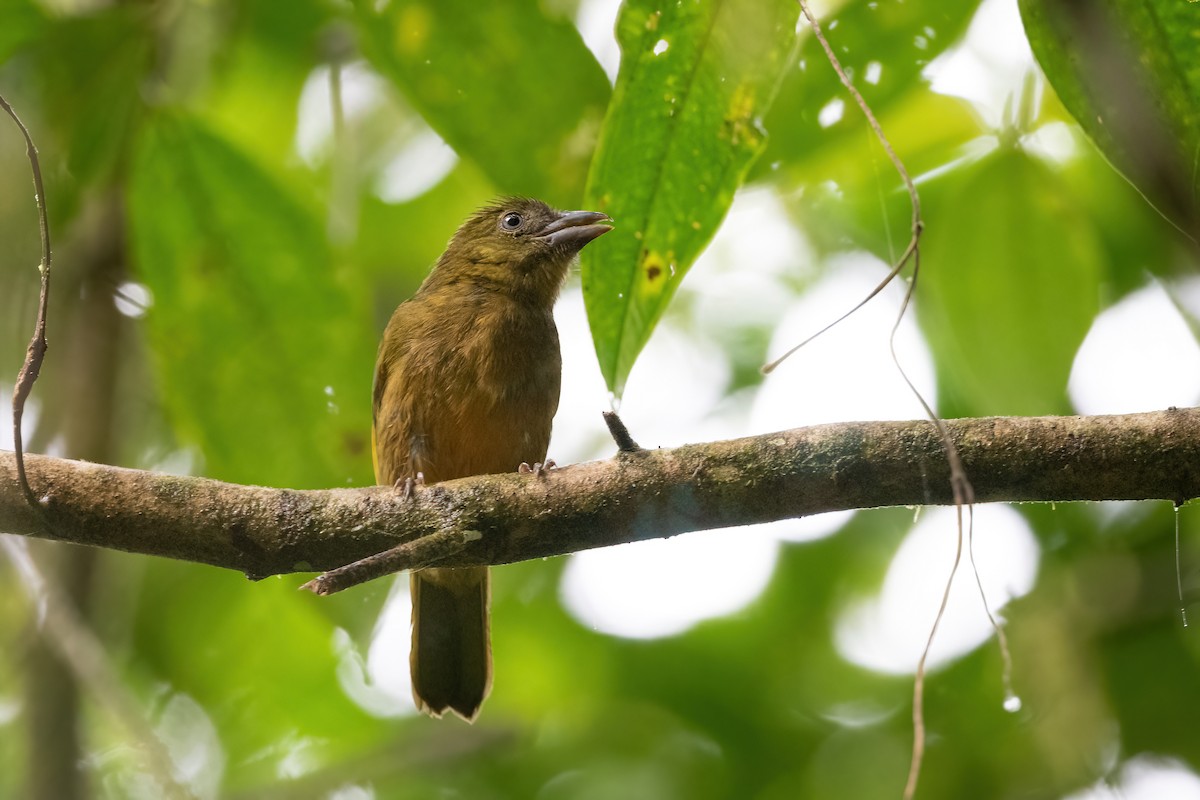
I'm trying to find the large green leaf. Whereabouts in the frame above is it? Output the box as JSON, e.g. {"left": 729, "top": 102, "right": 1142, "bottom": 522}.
{"left": 352, "top": 0, "right": 611, "bottom": 207}
{"left": 581, "top": 0, "right": 799, "bottom": 397}
{"left": 918, "top": 145, "right": 1104, "bottom": 417}
{"left": 128, "top": 116, "right": 374, "bottom": 488}
{"left": 1019, "top": 0, "right": 1200, "bottom": 239}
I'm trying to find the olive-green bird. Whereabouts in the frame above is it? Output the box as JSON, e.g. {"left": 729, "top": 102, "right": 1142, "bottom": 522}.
{"left": 371, "top": 197, "right": 612, "bottom": 720}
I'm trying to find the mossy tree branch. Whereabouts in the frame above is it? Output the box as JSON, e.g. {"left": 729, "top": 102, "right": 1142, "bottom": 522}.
{"left": 1, "top": 409, "right": 1198, "bottom": 583}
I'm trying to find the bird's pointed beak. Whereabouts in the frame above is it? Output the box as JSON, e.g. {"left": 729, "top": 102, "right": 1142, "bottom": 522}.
{"left": 537, "top": 209, "right": 613, "bottom": 249}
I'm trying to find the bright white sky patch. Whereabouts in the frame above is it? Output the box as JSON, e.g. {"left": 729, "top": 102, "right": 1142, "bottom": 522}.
{"left": 295, "top": 63, "right": 388, "bottom": 166}
{"left": 0, "top": 390, "right": 12, "bottom": 450}
{"left": 691, "top": 185, "right": 814, "bottom": 285}
{"left": 364, "top": 580, "right": 418, "bottom": 715}
{"left": 924, "top": 0, "right": 1037, "bottom": 129}
{"left": 551, "top": 286, "right": 731, "bottom": 462}
{"left": 328, "top": 786, "right": 377, "bottom": 800}
{"left": 615, "top": 320, "right": 734, "bottom": 448}
{"left": 150, "top": 693, "right": 225, "bottom": 800}
{"left": 554, "top": 281, "right": 781, "bottom": 640}
{"left": 835, "top": 504, "right": 1040, "bottom": 674}
{"left": 818, "top": 97, "right": 845, "bottom": 128}
{"left": 667, "top": 511, "right": 853, "bottom": 564}
{"left": 752, "top": 510, "right": 856, "bottom": 544}
{"left": 1065, "top": 756, "right": 1200, "bottom": 800}
{"left": 294, "top": 62, "right": 458, "bottom": 203}
{"left": 1069, "top": 282, "right": 1200, "bottom": 415}
{"left": 549, "top": 287, "right": 617, "bottom": 464}
{"left": 1021, "top": 120, "right": 1080, "bottom": 164}
{"left": 0, "top": 696, "right": 17, "bottom": 725}
{"left": 1, "top": 386, "right": 36, "bottom": 452}
{"left": 561, "top": 527, "right": 779, "bottom": 639}
{"left": 752, "top": 254, "right": 936, "bottom": 430}
{"left": 114, "top": 281, "right": 152, "bottom": 319}
{"left": 576, "top": 0, "right": 621, "bottom": 83}
{"left": 335, "top": 581, "right": 415, "bottom": 718}
{"left": 375, "top": 129, "right": 459, "bottom": 203}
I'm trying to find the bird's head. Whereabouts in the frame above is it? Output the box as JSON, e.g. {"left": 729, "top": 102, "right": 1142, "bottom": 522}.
{"left": 429, "top": 197, "right": 613, "bottom": 304}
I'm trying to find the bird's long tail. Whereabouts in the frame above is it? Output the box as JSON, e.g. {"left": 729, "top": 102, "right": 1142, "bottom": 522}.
{"left": 409, "top": 565, "right": 492, "bottom": 721}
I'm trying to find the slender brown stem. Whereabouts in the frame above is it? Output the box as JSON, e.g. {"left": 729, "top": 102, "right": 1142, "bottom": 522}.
{"left": 1, "top": 94, "right": 53, "bottom": 510}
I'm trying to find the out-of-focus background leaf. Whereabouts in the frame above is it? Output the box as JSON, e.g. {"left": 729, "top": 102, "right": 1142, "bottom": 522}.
{"left": 918, "top": 146, "right": 1103, "bottom": 417}
{"left": 1, "top": 1, "right": 1199, "bottom": 799}
{"left": 128, "top": 114, "right": 373, "bottom": 488}
{"left": 353, "top": 0, "right": 611, "bottom": 208}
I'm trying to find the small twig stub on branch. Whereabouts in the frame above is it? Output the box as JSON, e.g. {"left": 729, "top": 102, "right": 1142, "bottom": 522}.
{"left": 301, "top": 527, "right": 473, "bottom": 595}
{"left": 602, "top": 410, "right": 642, "bottom": 453}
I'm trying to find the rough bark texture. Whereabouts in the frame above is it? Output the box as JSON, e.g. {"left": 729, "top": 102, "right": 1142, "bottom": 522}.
{"left": 2, "top": 409, "right": 1198, "bottom": 580}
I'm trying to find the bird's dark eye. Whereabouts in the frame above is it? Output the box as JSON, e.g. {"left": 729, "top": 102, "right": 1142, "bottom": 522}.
{"left": 501, "top": 212, "right": 523, "bottom": 231}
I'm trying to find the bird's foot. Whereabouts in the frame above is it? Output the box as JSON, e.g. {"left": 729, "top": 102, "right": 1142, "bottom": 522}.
{"left": 518, "top": 459, "right": 556, "bottom": 478}
{"left": 392, "top": 472, "right": 426, "bottom": 500}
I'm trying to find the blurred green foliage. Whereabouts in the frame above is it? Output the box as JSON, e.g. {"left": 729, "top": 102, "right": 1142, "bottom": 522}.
{"left": 918, "top": 147, "right": 1103, "bottom": 417}
{"left": 129, "top": 114, "right": 373, "bottom": 488}
{"left": 354, "top": 0, "right": 611, "bottom": 208}
{"left": 0, "top": 1, "right": 1198, "bottom": 799}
